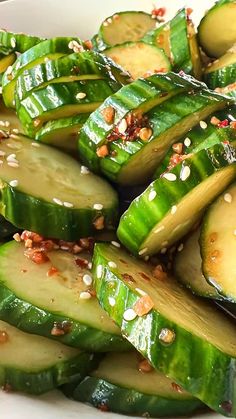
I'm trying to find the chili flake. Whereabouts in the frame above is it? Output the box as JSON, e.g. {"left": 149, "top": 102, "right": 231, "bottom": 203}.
{"left": 96, "top": 144, "right": 109, "bottom": 157}
{"left": 134, "top": 294, "right": 154, "bottom": 317}
{"left": 102, "top": 106, "right": 115, "bottom": 124}
{"left": 138, "top": 359, "right": 154, "bottom": 373}
{"left": 0, "top": 331, "right": 9, "bottom": 344}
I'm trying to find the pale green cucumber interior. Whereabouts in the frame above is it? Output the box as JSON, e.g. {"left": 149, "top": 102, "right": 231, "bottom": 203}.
{"left": 205, "top": 48, "right": 236, "bottom": 73}
{"left": 187, "top": 23, "right": 202, "bottom": 79}
{"left": 174, "top": 228, "right": 220, "bottom": 298}
{"left": 0, "top": 242, "right": 121, "bottom": 335}
{"left": 202, "top": 182, "right": 236, "bottom": 300}
{"left": 104, "top": 42, "right": 170, "bottom": 79}
{"left": 142, "top": 165, "right": 236, "bottom": 254}
{"left": 92, "top": 351, "right": 193, "bottom": 399}
{"left": 98, "top": 244, "right": 236, "bottom": 356}
{"left": 199, "top": 3, "right": 236, "bottom": 57}
{"left": 36, "top": 120, "right": 85, "bottom": 151}
{"left": 101, "top": 12, "right": 156, "bottom": 46}
{"left": 153, "top": 27, "right": 172, "bottom": 61}
{"left": 0, "top": 53, "right": 16, "bottom": 73}
{"left": 0, "top": 134, "right": 116, "bottom": 209}
{"left": 118, "top": 101, "right": 227, "bottom": 185}
{"left": 0, "top": 100, "right": 23, "bottom": 131}
{"left": 0, "top": 319, "right": 79, "bottom": 371}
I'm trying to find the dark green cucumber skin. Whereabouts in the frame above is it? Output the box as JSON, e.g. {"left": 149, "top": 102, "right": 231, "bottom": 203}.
{"left": 64, "top": 376, "right": 204, "bottom": 417}
{"left": 117, "top": 143, "right": 236, "bottom": 255}
{"left": 154, "top": 108, "right": 236, "bottom": 178}
{"left": 16, "top": 51, "right": 130, "bottom": 102}
{"left": 0, "top": 215, "right": 19, "bottom": 239}
{"left": 204, "top": 64, "right": 236, "bottom": 99}
{"left": 78, "top": 72, "right": 205, "bottom": 175}
{"left": 17, "top": 79, "right": 120, "bottom": 138}
{"left": 0, "top": 31, "right": 45, "bottom": 54}
{"left": 1, "top": 351, "right": 99, "bottom": 395}
{"left": 92, "top": 243, "right": 236, "bottom": 417}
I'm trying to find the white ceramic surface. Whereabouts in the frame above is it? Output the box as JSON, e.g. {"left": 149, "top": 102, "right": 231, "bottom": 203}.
{"left": 0, "top": 0, "right": 220, "bottom": 418}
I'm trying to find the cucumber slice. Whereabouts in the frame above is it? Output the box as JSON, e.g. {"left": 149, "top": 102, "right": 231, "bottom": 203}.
{"left": 0, "top": 30, "right": 44, "bottom": 54}
{"left": 0, "top": 134, "right": 118, "bottom": 240}
{"left": 103, "top": 41, "right": 171, "bottom": 80}
{"left": 0, "top": 99, "right": 23, "bottom": 132}
{"left": 16, "top": 51, "right": 130, "bottom": 102}
{"left": 0, "top": 215, "right": 19, "bottom": 239}
{"left": 17, "top": 79, "right": 119, "bottom": 138}
{"left": 117, "top": 143, "right": 236, "bottom": 256}
{"left": 174, "top": 228, "right": 221, "bottom": 299}
{"left": 97, "top": 11, "right": 156, "bottom": 51}
{"left": 35, "top": 114, "right": 89, "bottom": 152}
{"left": 0, "top": 241, "right": 129, "bottom": 351}
{"left": 0, "top": 319, "right": 97, "bottom": 394}
{"left": 92, "top": 242, "right": 236, "bottom": 416}
{"left": 0, "top": 53, "right": 16, "bottom": 74}
{"left": 201, "top": 182, "right": 236, "bottom": 302}
{"left": 78, "top": 72, "right": 205, "bottom": 177}
{"left": 65, "top": 352, "right": 204, "bottom": 417}
{"left": 2, "top": 37, "right": 84, "bottom": 108}
{"left": 198, "top": 0, "right": 236, "bottom": 57}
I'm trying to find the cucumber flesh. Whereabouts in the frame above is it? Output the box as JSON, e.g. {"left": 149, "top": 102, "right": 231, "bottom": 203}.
{"left": 204, "top": 47, "right": 236, "bottom": 96}
{"left": 66, "top": 352, "right": 204, "bottom": 417}
{"left": 0, "top": 319, "right": 97, "bottom": 394}
{"left": 93, "top": 242, "right": 236, "bottom": 416}
{"left": 0, "top": 241, "right": 128, "bottom": 351}
{"left": 0, "top": 30, "right": 44, "bottom": 54}
{"left": 198, "top": 0, "right": 236, "bottom": 57}
{"left": 0, "top": 53, "right": 16, "bottom": 74}
{"left": 104, "top": 41, "right": 171, "bottom": 80}
{"left": 201, "top": 182, "right": 236, "bottom": 302}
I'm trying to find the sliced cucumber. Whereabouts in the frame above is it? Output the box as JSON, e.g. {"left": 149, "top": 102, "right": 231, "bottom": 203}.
{"left": 17, "top": 79, "right": 119, "bottom": 137}
{"left": 117, "top": 143, "right": 236, "bottom": 256}
{"left": 0, "top": 134, "right": 118, "bottom": 240}
{"left": 0, "top": 53, "right": 16, "bottom": 74}
{"left": 103, "top": 41, "right": 171, "bottom": 80}
{"left": 174, "top": 228, "right": 221, "bottom": 299}
{"left": 92, "top": 242, "right": 236, "bottom": 416}
{"left": 97, "top": 11, "right": 156, "bottom": 51}
{"left": 198, "top": 0, "right": 236, "bottom": 57}
{"left": 0, "top": 241, "right": 129, "bottom": 351}
{"left": 16, "top": 51, "right": 130, "bottom": 102}
{"left": 0, "top": 99, "right": 23, "bottom": 132}
{"left": 78, "top": 72, "right": 205, "bottom": 178}
{"left": 0, "top": 319, "right": 97, "bottom": 394}
{"left": 0, "top": 215, "right": 19, "bottom": 239}
{"left": 201, "top": 182, "right": 236, "bottom": 302}
{"left": 65, "top": 351, "right": 204, "bottom": 417}
{"left": 2, "top": 37, "right": 84, "bottom": 108}
{"left": 0, "top": 30, "right": 44, "bottom": 54}
{"left": 35, "top": 114, "right": 89, "bottom": 152}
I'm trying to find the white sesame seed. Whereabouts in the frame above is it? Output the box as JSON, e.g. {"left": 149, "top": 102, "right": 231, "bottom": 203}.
{"left": 154, "top": 225, "right": 165, "bottom": 234}
{"left": 7, "top": 162, "right": 19, "bottom": 168}
{"left": 12, "top": 128, "right": 19, "bottom": 134}
{"left": 5, "top": 121, "right": 10, "bottom": 128}
{"left": 108, "top": 296, "right": 116, "bottom": 306}
{"left": 76, "top": 92, "right": 87, "bottom": 100}
{"left": 138, "top": 248, "right": 148, "bottom": 256}
{"left": 184, "top": 137, "right": 191, "bottom": 147}
{"left": 123, "top": 308, "right": 137, "bottom": 321}
{"left": 82, "top": 274, "right": 93, "bottom": 286}
{"left": 178, "top": 243, "right": 184, "bottom": 252}
{"left": 171, "top": 205, "right": 177, "bottom": 215}
{"left": 107, "top": 17, "right": 112, "bottom": 24}
{"left": 81, "top": 165, "right": 90, "bottom": 174}
{"left": 163, "top": 173, "right": 177, "bottom": 181}
{"left": 93, "top": 203, "right": 103, "bottom": 210}
{"left": 63, "top": 201, "right": 74, "bottom": 208}
{"left": 6, "top": 143, "right": 19, "bottom": 150}
{"left": 160, "top": 247, "right": 167, "bottom": 254}
{"left": 6, "top": 65, "right": 13, "bottom": 75}
{"left": 31, "top": 142, "right": 40, "bottom": 147}
{"left": 6, "top": 153, "right": 16, "bottom": 162}
{"left": 117, "top": 118, "right": 127, "bottom": 134}
{"left": 148, "top": 190, "right": 157, "bottom": 201}
{"left": 9, "top": 180, "right": 18, "bottom": 187}
{"left": 53, "top": 198, "right": 63, "bottom": 206}
{"left": 111, "top": 241, "right": 120, "bottom": 248}
{"left": 96, "top": 264, "right": 103, "bottom": 279}
{"left": 108, "top": 261, "right": 117, "bottom": 269}
{"left": 0, "top": 121, "right": 5, "bottom": 126}
{"left": 10, "top": 37, "right": 16, "bottom": 48}
{"left": 103, "top": 21, "right": 109, "bottom": 27}
{"left": 0, "top": 151, "right": 6, "bottom": 157}
{"left": 79, "top": 291, "right": 91, "bottom": 300}
{"left": 224, "top": 193, "right": 232, "bottom": 203}
{"left": 135, "top": 287, "right": 147, "bottom": 296}
{"left": 200, "top": 120, "right": 207, "bottom": 129}
{"left": 180, "top": 165, "right": 191, "bottom": 181}
{"left": 88, "top": 262, "right": 92, "bottom": 270}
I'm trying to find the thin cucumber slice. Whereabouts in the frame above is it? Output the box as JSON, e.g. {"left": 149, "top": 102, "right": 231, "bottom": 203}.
{"left": 65, "top": 352, "right": 204, "bottom": 417}
{"left": 0, "top": 53, "right": 16, "bottom": 74}
{"left": 0, "top": 215, "right": 19, "bottom": 239}
{"left": 0, "top": 30, "right": 44, "bottom": 54}
{"left": 97, "top": 11, "right": 156, "bottom": 51}
{"left": 117, "top": 143, "right": 236, "bottom": 256}
{"left": 17, "top": 79, "right": 119, "bottom": 138}
{"left": 204, "top": 47, "right": 236, "bottom": 97}
{"left": 0, "top": 320, "right": 97, "bottom": 395}
{"left": 198, "top": 0, "right": 236, "bottom": 57}
{"left": 0, "top": 134, "right": 118, "bottom": 240}
{"left": 2, "top": 37, "right": 84, "bottom": 108}
{"left": 16, "top": 50, "right": 130, "bottom": 102}
{"left": 92, "top": 242, "right": 236, "bottom": 416}
{"left": 103, "top": 41, "right": 171, "bottom": 80}
{"left": 201, "top": 182, "right": 236, "bottom": 302}
{"left": 35, "top": 114, "right": 89, "bottom": 152}
{"left": 78, "top": 72, "right": 205, "bottom": 177}
{"left": 0, "top": 241, "right": 129, "bottom": 351}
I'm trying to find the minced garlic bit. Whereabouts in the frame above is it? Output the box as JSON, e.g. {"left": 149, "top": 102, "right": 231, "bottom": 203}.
{"left": 80, "top": 165, "right": 90, "bottom": 175}
{"left": 159, "top": 328, "right": 175, "bottom": 344}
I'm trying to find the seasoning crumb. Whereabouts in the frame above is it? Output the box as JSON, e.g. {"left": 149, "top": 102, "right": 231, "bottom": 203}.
{"left": 224, "top": 193, "right": 232, "bottom": 203}
{"left": 159, "top": 328, "right": 175, "bottom": 344}
{"left": 123, "top": 308, "right": 137, "bottom": 321}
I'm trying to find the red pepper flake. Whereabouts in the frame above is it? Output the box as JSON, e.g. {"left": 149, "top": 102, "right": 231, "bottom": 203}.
{"left": 33, "top": 118, "right": 41, "bottom": 128}
{"left": 93, "top": 215, "right": 105, "bottom": 230}
{"left": 223, "top": 140, "right": 230, "bottom": 145}
{"left": 107, "top": 111, "right": 151, "bottom": 144}
{"left": 169, "top": 153, "right": 183, "bottom": 168}
{"left": 172, "top": 382, "right": 183, "bottom": 393}
{"left": 122, "top": 273, "right": 135, "bottom": 283}
{"left": 98, "top": 403, "right": 109, "bottom": 412}
{"left": 101, "top": 106, "right": 115, "bottom": 125}
{"left": 151, "top": 7, "right": 166, "bottom": 17}
{"left": 153, "top": 264, "right": 167, "bottom": 280}
{"left": 51, "top": 321, "right": 72, "bottom": 336}
{"left": 47, "top": 266, "right": 59, "bottom": 277}
{"left": 138, "top": 272, "right": 150, "bottom": 281}
{"left": 218, "top": 119, "right": 229, "bottom": 128}
{"left": 230, "top": 121, "right": 236, "bottom": 129}
{"left": 186, "top": 7, "right": 193, "bottom": 16}
{"left": 83, "top": 39, "right": 93, "bottom": 50}
{"left": 172, "top": 143, "right": 183, "bottom": 155}
{"left": 21, "top": 230, "right": 44, "bottom": 243}
{"left": 0, "top": 331, "right": 9, "bottom": 344}
{"left": 75, "top": 257, "right": 88, "bottom": 268}
{"left": 210, "top": 116, "right": 221, "bottom": 126}
{"left": 25, "top": 249, "right": 49, "bottom": 264}
{"left": 134, "top": 294, "right": 154, "bottom": 317}
{"left": 96, "top": 144, "right": 109, "bottom": 157}
{"left": 209, "top": 232, "right": 218, "bottom": 244}
{"left": 138, "top": 359, "right": 154, "bottom": 373}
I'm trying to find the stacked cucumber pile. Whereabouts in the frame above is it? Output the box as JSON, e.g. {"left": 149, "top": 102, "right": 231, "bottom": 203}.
{"left": 0, "top": 1, "right": 236, "bottom": 418}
